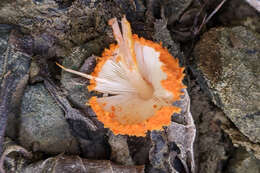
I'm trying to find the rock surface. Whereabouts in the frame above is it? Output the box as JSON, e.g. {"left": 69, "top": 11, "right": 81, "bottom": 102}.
{"left": 226, "top": 148, "right": 260, "bottom": 173}
{"left": 193, "top": 26, "right": 260, "bottom": 143}
{"left": 161, "top": 0, "right": 193, "bottom": 24}
{"left": 19, "top": 83, "right": 79, "bottom": 154}
{"left": 222, "top": 120, "right": 260, "bottom": 159}
{"left": 0, "top": 28, "right": 31, "bottom": 150}
{"left": 189, "top": 82, "right": 232, "bottom": 173}
{"left": 217, "top": 0, "right": 260, "bottom": 35}
{"left": 108, "top": 133, "right": 134, "bottom": 165}
{"left": 60, "top": 39, "right": 110, "bottom": 110}
{"left": 22, "top": 155, "right": 145, "bottom": 173}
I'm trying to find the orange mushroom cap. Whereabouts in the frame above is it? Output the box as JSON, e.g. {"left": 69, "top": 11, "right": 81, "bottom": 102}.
{"left": 58, "top": 16, "right": 186, "bottom": 136}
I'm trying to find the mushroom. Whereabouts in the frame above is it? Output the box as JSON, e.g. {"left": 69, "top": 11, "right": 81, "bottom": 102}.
{"left": 57, "top": 16, "right": 186, "bottom": 136}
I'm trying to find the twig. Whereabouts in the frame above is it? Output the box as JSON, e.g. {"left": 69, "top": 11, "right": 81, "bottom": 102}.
{"left": 193, "top": 0, "right": 227, "bottom": 35}
{"left": 187, "top": 0, "right": 227, "bottom": 58}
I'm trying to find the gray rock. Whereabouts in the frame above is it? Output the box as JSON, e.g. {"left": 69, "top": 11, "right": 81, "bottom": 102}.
{"left": 19, "top": 83, "right": 79, "bottom": 154}
{"left": 148, "top": 90, "right": 196, "bottom": 173}
{"left": 0, "top": 0, "right": 124, "bottom": 55}
{"left": 22, "top": 155, "right": 145, "bottom": 173}
{"left": 149, "top": 131, "right": 170, "bottom": 173}
{"left": 108, "top": 133, "right": 134, "bottom": 165}
{"left": 1, "top": 139, "right": 144, "bottom": 173}
{"left": 161, "top": 0, "right": 193, "bottom": 24}
{"left": 60, "top": 38, "right": 109, "bottom": 109}
{"left": 221, "top": 118, "right": 260, "bottom": 159}
{"left": 189, "top": 81, "right": 232, "bottom": 173}
{"left": 217, "top": 0, "right": 260, "bottom": 33}
{"left": 226, "top": 148, "right": 260, "bottom": 173}
{"left": 0, "top": 28, "right": 31, "bottom": 141}
{"left": 193, "top": 26, "right": 260, "bottom": 143}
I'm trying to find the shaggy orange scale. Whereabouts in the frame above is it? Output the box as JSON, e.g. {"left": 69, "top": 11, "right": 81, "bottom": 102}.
{"left": 88, "top": 18, "right": 185, "bottom": 136}
{"left": 89, "top": 96, "right": 181, "bottom": 136}
{"left": 89, "top": 97, "right": 147, "bottom": 136}
{"left": 57, "top": 16, "right": 185, "bottom": 137}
